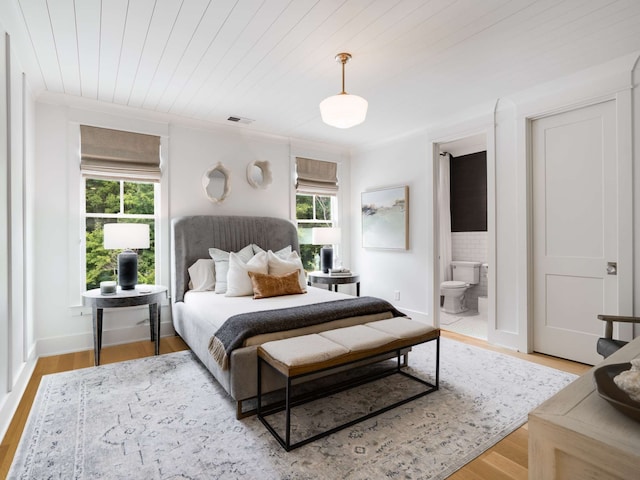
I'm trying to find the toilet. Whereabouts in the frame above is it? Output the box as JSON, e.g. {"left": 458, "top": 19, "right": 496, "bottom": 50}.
{"left": 441, "top": 261, "right": 481, "bottom": 314}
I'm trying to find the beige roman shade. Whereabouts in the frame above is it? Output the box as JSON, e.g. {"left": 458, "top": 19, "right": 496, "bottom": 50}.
{"left": 80, "top": 125, "right": 161, "bottom": 182}
{"left": 295, "top": 157, "right": 338, "bottom": 195}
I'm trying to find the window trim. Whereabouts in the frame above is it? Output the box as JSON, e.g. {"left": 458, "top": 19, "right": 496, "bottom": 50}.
{"left": 290, "top": 155, "right": 345, "bottom": 272}
{"left": 67, "top": 118, "right": 169, "bottom": 309}
{"left": 295, "top": 192, "right": 339, "bottom": 272}
{"left": 81, "top": 177, "right": 160, "bottom": 290}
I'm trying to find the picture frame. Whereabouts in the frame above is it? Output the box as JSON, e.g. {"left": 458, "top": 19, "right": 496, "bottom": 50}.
{"left": 361, "top": 185, "right": 409, "bottom": 250}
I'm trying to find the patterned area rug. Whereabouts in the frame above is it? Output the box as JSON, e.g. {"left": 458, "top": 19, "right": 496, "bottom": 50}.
{"left": 9, "top": 338, "right": 576, "bottom": 479}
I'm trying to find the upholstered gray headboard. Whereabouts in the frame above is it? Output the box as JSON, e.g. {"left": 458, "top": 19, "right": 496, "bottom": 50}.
{"left": 171, "top": 215, "right": 300, "bottom": 303}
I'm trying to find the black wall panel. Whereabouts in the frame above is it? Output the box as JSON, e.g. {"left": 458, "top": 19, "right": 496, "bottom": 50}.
{"left": 449, "top": 151, "right": 487, "bottom": 232}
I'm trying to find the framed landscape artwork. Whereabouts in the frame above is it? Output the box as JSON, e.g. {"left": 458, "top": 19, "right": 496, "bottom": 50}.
{"left": 361, "top": 185, "right": 409, "bottom": 250}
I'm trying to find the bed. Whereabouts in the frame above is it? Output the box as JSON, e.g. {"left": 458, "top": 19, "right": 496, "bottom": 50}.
{"left": 171, "top": 215, "right": 404, "bottom": 417}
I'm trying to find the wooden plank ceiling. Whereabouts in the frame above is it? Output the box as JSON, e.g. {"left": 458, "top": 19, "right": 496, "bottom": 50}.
{"left": 15, "top": 0, "right": 640, "bottom": 147}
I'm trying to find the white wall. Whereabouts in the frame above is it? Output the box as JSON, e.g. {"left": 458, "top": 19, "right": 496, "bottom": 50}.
{"left": 168, "top": 124, "right": 292, "bottom": 219}
{"left": 30, "top": 96, "right": 350, "bottom": 359}
{"left": 493, "top": 99, "right": 522, "bottom": 346}
{"left": 351, "top": 51, "right": 640, "bottom": 351}
{"left": 350, "top": 134, "right": 431, "bottom": 322}
{"left": 0, "top": 10, "right": 37, "bottom": 440}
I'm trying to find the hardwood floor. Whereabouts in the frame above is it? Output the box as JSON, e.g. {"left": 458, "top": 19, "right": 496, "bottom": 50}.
{"left": 443, "top": 332, "right": 591, "bottom": 480}
{"left": 0, "top": 332, "right": 590, "bottom": 479}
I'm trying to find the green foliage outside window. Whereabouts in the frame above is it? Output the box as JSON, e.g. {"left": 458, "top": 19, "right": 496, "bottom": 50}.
{"left": 296, "top": 194, "right": 333, "bottom": 272}
{"left": 85, "top": 178, "right": 156, "bottom": 290}
{"left": 124, "top": 182, "right": 154, "bottom": 214}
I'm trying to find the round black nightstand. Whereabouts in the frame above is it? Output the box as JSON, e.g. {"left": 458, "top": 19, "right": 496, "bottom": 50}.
{"left": 307, "top": 271, "right": 360, "bottom": 296}
{"left": 82, "top": 285, "right": 167, "bottom": 365}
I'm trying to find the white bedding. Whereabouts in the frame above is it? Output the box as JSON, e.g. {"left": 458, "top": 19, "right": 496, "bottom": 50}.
{"left": 182, "top": 286, "right": 354, "bottom": 342}
{"left": 176, "top": 282, "right": 397, "bottom": 404}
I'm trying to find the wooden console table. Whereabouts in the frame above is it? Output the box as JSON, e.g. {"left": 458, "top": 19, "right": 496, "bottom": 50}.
{"left": 528, "top": 336, "right": 640, "bottom": 479}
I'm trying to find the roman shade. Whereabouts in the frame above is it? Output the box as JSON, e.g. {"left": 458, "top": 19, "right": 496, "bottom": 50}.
{"left": 295, "top": 157, "right": 338, "bottom": 195}
{"left": 80, "top": 125, "right": 161, "bottom": 182}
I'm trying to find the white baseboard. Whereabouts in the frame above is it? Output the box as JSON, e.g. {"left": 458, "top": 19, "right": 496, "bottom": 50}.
{"left": 36, "top": 320, "right": 176, "bottom": 357}
{"left": 0, "top": 353, "right": 38, "bottom": 443}
{"left": 396, "top": 307, "right": 431, "bottom": 325}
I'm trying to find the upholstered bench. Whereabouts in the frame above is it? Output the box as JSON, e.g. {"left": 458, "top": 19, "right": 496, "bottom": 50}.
{"left": 256, "top": 317, "right": 440, "bottom": 450}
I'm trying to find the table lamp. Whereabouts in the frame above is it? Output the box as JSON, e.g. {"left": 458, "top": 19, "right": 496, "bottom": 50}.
{"left": 311, "top": 227, "right": 341, "bottom": 273}
{"left": 104, "top": 223, "right": 150, "bottom": 290}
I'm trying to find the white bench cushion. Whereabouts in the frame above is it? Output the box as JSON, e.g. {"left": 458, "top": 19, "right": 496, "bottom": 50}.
{"left": 319, "top": 325, "right": 396, "bottom": 352}
{"left": 366, "top": 317, "right": 435, "bottom": 339}
{"left": 260, "top": 334, "right": 349, "bottom": 367}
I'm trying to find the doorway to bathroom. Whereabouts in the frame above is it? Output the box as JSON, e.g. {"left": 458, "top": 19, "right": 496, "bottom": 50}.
{"left": 435, "top": 134, "right": 490, "bottom": 341}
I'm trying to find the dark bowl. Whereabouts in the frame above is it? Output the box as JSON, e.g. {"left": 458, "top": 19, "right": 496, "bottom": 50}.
{"left": 593, "top": 362, "right": 640, "bottom": 422}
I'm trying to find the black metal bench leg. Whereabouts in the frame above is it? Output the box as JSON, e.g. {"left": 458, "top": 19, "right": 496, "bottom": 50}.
{"left": 436, "top": 336, "right": 440, "bottom": 388}
{"left": 285, "top": 377, "right": 292, "bottom": 450}
{"left": 257, "top": 356, "right": 263, "bottom": 418}
{"left": 257, "top": 335, "right": 440, "bottom": 451}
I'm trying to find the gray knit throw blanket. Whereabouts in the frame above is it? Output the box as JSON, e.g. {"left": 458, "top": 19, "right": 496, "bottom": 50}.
{"left": 208, "top": 296, "right": 405, "bottom": 370}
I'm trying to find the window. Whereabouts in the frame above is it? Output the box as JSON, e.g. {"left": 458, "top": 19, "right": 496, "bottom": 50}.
{"left": 84, "top": 179, "right": 157, "bottom": 290}
{"left": 294, "top": 157, "right": 339, "bottom": 272}
{"left": 295, "top": 194, "right": 336, "bottom": 271}
{"left": 80, "top": 125, "right": 161, "bottom": 290}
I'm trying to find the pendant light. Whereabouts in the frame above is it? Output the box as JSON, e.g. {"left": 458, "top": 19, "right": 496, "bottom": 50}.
{"left": 319, "top": 53, "right": 368, "bottom": 129}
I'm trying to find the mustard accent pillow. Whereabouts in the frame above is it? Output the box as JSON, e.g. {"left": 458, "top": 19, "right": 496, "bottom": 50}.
{"left": 248, "top": 270, "right": 306, "bottom": 299}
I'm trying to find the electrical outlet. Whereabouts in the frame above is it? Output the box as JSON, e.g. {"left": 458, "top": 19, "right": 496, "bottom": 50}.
{"left": 394, "top": 290, "right": 400, "bottom": 301}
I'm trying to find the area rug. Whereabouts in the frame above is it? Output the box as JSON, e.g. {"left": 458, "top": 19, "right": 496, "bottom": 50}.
{"left": 8, "top": 338, "right": 576, "bottom": 479}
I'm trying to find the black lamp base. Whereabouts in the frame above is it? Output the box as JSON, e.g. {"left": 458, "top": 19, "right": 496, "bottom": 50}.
{"left": 118, "top": 250, "right": 138, "bottom": 290}
{"left": 320, "top": 246, "right": 333, "bottom": 274}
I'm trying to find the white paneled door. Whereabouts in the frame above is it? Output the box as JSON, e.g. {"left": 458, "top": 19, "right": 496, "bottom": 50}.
{"left": 532, "top": 100, "right": 629, "bottom": 366}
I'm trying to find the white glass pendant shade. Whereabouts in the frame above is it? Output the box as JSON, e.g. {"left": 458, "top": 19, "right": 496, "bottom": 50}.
{"left": 319, "top": 93, "right": 368, "bottom": 129}
{"left": 320, "top": 52, "right": 368, "bottom": 129}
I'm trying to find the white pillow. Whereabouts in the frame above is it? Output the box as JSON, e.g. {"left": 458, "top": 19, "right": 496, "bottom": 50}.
{"left": 225, "top": 250, "right": 268, "bottom": 297}
{"left": 209, "top": 244, "right": 254, "bottom": 294}
{"left": 252, "top": 244, "right": 292, "bottom": 258}
{"left": 267, "top": 250, "right": 307, "bottom": 292}
{"left": 187, "top": 259, "right": 216, "bottom": 291}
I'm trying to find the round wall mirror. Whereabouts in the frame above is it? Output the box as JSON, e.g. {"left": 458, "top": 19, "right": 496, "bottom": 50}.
{"left": 202, "top": 163, "right": 231, "bottom": 204}
{"left": 246, "top": 160, "right": 272, "bottom": 189}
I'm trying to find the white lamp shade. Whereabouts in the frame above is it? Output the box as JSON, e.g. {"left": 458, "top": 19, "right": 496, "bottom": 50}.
{"left": 319, "top": 93, "right": 368, "bottom": 129}
{"left": 311, "top": 227, "right": 341, "bottom": 245}
{"left": 104, "top": 223, "right": 150, "bottom": 250}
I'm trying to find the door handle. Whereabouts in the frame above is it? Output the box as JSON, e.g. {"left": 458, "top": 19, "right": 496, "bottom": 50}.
{"left": 606, "top": 262, "right": 617, "bottom": 275}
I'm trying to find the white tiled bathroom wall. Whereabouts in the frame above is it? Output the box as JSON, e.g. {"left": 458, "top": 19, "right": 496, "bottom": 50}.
{"left": 451, "top": 232, "right": 487, "bottom": 263}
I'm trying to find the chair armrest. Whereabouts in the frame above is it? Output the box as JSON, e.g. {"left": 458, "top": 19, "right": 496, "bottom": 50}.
{"left": 597, "top": 315, "right": 640, "bottom": 323}
{"left": 597, "top": 315, "right": 640, "bottom": 339}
